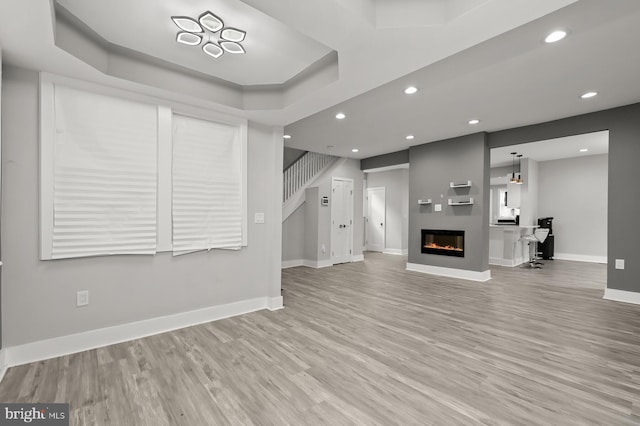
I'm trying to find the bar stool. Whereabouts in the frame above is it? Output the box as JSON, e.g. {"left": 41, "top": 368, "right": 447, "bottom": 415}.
{"left": 519, "top": 233, "right": 540, "bottom": 268}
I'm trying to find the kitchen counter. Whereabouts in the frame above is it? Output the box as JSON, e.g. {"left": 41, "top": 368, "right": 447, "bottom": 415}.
{"left": 489, "top": 225, "right": 527, "bottom": 267}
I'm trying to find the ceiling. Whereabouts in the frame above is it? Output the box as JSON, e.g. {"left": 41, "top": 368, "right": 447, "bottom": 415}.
{"left": 1, "top": 0, "right": 639, "bottom": 162}
{"left": 490, "top": 131, "right": 609, "bottom": 168}
{"left": 56, "top": 0, "right": 333, "bottom": 86}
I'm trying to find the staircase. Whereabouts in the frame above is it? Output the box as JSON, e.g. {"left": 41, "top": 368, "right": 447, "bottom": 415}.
{"left": 283, "top": 151, "right": 337, "bottom": 221}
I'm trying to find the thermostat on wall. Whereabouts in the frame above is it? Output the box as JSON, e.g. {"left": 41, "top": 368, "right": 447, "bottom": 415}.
{"left": 321, "top": 196, "right": 329, "bottom": 206}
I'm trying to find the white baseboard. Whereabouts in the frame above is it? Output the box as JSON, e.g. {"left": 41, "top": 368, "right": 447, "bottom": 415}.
{"left": 489, "top": 257, "right": 524, "bottom": 267}
{"left": 3, "top": 296, "right": 276, "bottom": 369}
{"left": 0, "top": 350, "right": 7, "bottom": 383}
{"left": 383, "top": 249, "right": 408, "bottom": 256}
{"left": 268, "top": 296, "right": 284, "bottom": 310}
{"left": 603, "top": 289, "right": 640, "bottom": 306}
{"left": 554, "top": 253, "right": 607, "bottom": 264}
{"left": 303, "top": 259, "right": 333, "bottom": 269}
{"left": 406, "top": 263, "right": 491, "bottom": 282}
{"left": 282, "top": 259, "right": 304, "bottom": 269}
{"left": 351, "top": 254, "right": 365, "bottom": 262}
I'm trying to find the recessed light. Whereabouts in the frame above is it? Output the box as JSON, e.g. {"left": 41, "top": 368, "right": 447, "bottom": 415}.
{"left": 352, "top": 149, "right": 359, "bottom": 153}
{"left": 581, "top": 91, "right": 598, "bottom": 99}
{"left": 404, "top": 86, "right": 418, "bottom": 95}
{"left": 579, "top": 148, "right": 589, "bottom": 152}
{"left": 545, "top": 30, "right": 567, "bottom": 43}
{"left": 283, "top": 135, "right": 291, "bottom": 139}
{"left": 406, "top": 135, "right": 415, "bottom": 140}
{"left": 468, "top": 119, "right": 480, "bottom": 125}
{"left": 336, "top": 113, "right": 346, "bottom": 120}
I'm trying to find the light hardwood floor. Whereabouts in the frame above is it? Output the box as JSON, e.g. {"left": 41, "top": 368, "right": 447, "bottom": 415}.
{"left": 1, "top": 253, "right": 639, "bottom": 425}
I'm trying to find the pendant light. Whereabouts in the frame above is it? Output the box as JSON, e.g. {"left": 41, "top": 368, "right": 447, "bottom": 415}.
{"left": 510, "top": 152, "right": 518, "bottom": 183}
{"left": 516, "top": 154, "right": 524, "bottom": 184}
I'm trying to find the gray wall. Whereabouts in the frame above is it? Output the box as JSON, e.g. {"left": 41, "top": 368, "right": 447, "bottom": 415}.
{"left": 538, "top": 154, "right": 608, "bottom": 259}
{"left": 519, "top": 158, "right": 539, "bottom": 227}
{"left": 281, "top": 159, "right": 364, "bottom": 264}
{"left": 361, "top": 150, "right": 409, "bottom": 171}
{"left": 489, "top": 102, "right": 640, "bottom": 293}
{"left": 282, "top": 204, "right": 305, "bottom": 262}
{"left": 408, "top": 133, "right": 489, "bottom": 272}
{"left": 366, "top": 168, "right": 409, "bottom": 253}
{"left": 283, "top": 147, "right": 306, "bottom": 170}
{"left": 0, "top": 50, "right": 3, "bottom": 349}
{"left": 1, "top": 67, "right": 283, "bottom": 347}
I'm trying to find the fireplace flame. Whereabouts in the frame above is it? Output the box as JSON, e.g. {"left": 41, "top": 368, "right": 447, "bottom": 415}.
{"left": 424, "top": 243, "right": 463, "bottom": 252}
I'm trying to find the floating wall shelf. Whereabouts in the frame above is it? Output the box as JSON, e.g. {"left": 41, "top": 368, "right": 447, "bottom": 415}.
{"left": 448, "top": 198, "right": 474, "bottom": 206}
{"left": 418, "top": 199, "right": 432, "bottom": 205}
{"left": 450, "top": 180, "right": 472, "bottom": 188}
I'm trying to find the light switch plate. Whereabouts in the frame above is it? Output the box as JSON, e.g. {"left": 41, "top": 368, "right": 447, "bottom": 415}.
{"left": 435, "top": 204, "right": 442, "bottom": 212}
{"left": 615, "top": 259, "right": 625, "bottom": 270}
{"left": 77, "top": 290, "right": 89, "bottom": 307}
{"left": 254, "top": 212, "right": 265, "bottom": 224}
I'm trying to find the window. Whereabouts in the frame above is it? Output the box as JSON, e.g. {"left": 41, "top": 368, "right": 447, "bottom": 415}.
{"left": 40, "top": 74, "right": 247, "bottom": 260}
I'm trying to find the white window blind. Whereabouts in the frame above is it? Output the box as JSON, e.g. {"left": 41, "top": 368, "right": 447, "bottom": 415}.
{"left": 48, "top": 85, "right": 158, "bottom": 259}
{"left": 172, "top": 114, "right": 243, "bottom": 254}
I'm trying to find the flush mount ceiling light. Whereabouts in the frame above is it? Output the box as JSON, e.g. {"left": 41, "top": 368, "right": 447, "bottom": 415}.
{"left": 202, "top": 42, "right": 224, "bottom": 58}
{"left": 404, "top": 86, "right": 418, "bottom": 95}
{"left": 172, "top": 17, "right": 203, "bottom": 33}
{"left": 221, "top": 28, "right": 246, "bottom": 43}
{"left": 283, "top": 135, "right": 292, "bottom": 139}
{"left": 177, "top": 32, "right": 203, "bottom": 46}
{"left": 336, "top": 113, "right": 346, "bottom": 120}
{"left": 352, "top": 149, "right": 359, "bottom": 153}
{"left": 468, "top": 119, "right": 480, "bottom": 125}
{"left": 545, "top": 30, "right": 567, "bottom": 43}
{"left": 406, "top": 135, "right": 415, "bottom": 140}
{"left": 579, "top": 148, "right": 589, "bottom": 152}
{"left": 220, "top": 41, "right": 245, "bottom": 54}
{"left": 171, "top": 11, "right": 246, "bottom": 59}
{"left": 199, "top": 12, "right": 224, "bottom": 32}
{"left": 581, "top": 91, "right": 598, "bottom": 99}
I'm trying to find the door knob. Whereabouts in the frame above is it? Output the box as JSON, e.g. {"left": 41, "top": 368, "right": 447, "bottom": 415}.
{"left": 380, "top": 223, "right": 384, "bottom": 226}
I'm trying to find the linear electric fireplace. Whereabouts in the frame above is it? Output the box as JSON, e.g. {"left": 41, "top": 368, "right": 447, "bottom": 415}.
{"left": 421, "top": 229, "right": 465, "bottom": 257}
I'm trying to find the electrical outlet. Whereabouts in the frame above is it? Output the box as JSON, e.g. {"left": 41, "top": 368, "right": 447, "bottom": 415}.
{"left": 435, "top": 204, "right": 442, "bottom": 212}
{"left": 615, "top": 259, "right": 625, "bottom": 270}
{"left": 321, "top": 244, "right": 326, "bottom": 254}
{"left": 77, "top": 290, "right": 89, "bottom": 307}
{"left": 254, "top": 212, "right": 265, "bottom": 224}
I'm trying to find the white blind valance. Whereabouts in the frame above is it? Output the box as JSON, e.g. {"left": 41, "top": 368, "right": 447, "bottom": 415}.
{"left": 172, "top": 114, "right": 243, "bottom": 254}
{"left": 50, "top": 86, "right": 158, "bottom": 259}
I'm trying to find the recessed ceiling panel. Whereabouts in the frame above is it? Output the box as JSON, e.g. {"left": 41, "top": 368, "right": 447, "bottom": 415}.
{"left": 56, "top": 0, "right": 333, "bottom": 86}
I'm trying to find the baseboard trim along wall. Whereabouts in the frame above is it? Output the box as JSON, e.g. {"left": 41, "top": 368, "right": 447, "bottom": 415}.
{"left": 489, "top": 257, "right": 525, "bottom": 268}
{"left": 554, "top": 253, "right": 607, "bottom": 264}
{"left": 383, "top": 249, "right": 409, "bottom": 256}
{"left": 2, "top": 296, "right": 281, "bottom": 369}
{"left": 406, "top": 263, "right": 491, "bottom": 282}
{"left": 352, "top": 254, "right": 365, "bottom": 262}
{"left": 282, "top": 259, "right": 304, "bottom": 269}
{"left": 0, "top": 350, "right": 7, "bottom": 384}
{"left": 603, "top": 288, "right": 640, "bottom": 306}
{"left": 304, "top": 259, "right": 333, "bottom": 268}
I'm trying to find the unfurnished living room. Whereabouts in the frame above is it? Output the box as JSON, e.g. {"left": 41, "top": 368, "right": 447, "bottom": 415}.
{"left": 1, "top": 0, "right": 640, "bottom": 425}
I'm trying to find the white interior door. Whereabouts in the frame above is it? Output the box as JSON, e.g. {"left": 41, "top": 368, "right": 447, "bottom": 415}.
{"left": 331, "top": 178, "right": 353, "bottom": 265}
{"left": 366, "top": 187, "right": 385, "bottom": 252}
